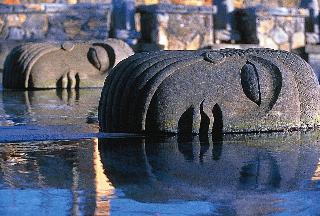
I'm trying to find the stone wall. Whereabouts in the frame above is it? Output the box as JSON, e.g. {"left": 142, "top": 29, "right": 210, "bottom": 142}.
{"left": 137, "top": 3, "right": 215, "bottom": 50}
{"left": 254, "top": 7, "right": 308, "bottom": 51}
{"left": 136, "top": 0, "right": 211, "bottom": 5}
{"left": 0, "top": 3, "right": 112, "bottom": 41}
{"left": 242, "top": 0, "right": 301, "bottom": 7}
{"left": 0, "top": 0, "right": 112, "bottom": 3}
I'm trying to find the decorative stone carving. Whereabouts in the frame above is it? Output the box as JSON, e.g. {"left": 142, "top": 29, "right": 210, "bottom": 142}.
{"left": 3, "top": 39, "right": 134, "bottom": 89}
{"left": 99, "top": 48, "right": 320, "bottom": 134}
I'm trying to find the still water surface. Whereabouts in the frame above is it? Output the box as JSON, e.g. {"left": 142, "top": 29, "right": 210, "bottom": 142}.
{"left": 0, "top": 86, "right": 319, "bottom": 215}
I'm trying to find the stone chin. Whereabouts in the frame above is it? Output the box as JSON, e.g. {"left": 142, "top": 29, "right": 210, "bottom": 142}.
{"left": 99, "top": 48, "right": 320, "bottom": 134}
{"left": 3, "top": 39, "right": 134, "bottom": 89}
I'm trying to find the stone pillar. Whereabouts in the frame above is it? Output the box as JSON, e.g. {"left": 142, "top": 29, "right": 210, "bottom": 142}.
{"left": 213, "top": 0, "right": 241, "bottom": 43}
{"left": 254, "top": 7, "right": 309, "bottom": 51}
{"left": 111, "top": 0, "right": 138, "bottom": 45}
{"left": 306, "top": 44, "right": 320, "bottom": 82}
{"left": 300, "top": 0, "right": 320, "bottom": 44}
{"left": 136, "top": 3, "right": 216, "bottom": 50}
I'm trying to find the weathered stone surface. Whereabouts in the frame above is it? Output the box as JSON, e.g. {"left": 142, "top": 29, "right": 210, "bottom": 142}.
{"left": 234, "top": 8, "right": 259, "bottom": 44}
{"left": 242, "top": 7, "right": 308, "bottom": 51}
{"left": 99, "top": 48, "right": 320, "bottom": 134}
{"left": 3, "top": 39, "right": 134, "bottom": 89}
{"left": 0, "top": 3, "right": 112, "bottom": 41}
{"left": 306, "top": 44, "right": 320, "bottom": 82}
{"left": 137, "top": 4, "right": 216, "bottom": 50}
{"left": 8, "top": 27, "right": 24, "bottom": 40}
{"left": 291, "top": 32, "right": 305, "bottom": 49}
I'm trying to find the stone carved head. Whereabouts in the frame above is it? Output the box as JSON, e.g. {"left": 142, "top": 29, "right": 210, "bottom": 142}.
{"left": 99, "top": 48, "right": 320, "bottom": 134}
{"left": 3, "top": 39, "right": 134, "bottom": 89}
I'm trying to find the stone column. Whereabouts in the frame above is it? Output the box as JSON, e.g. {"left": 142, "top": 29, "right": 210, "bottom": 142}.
{"left": 213, "top": 0, "right": 240, "bottom": 43}
{"left": 111, "top": 0, "right": 138, "bottom": 45}
{"left": 300, "top": 0, "right": 320, "bottom": 44}
{"left": 306, "top": 45, "right": 320, "bottom": 82}
{"left": 137, "top": 4, "right": 216, "bottom": 50}
{"left": 255, "top": 7, "right": 309, "bottom": 51}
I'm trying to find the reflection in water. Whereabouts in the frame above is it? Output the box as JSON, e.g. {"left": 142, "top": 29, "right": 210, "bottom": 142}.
{"left": 93, "top": 138, "right": 114, "bottom": 216}
{"left": 99, "top": 132, "right": 320, "bottom": 215}
{"left": 0, "top": 139, "right": 114, "bottom": 216}
{"left": 0, "top": 132, "right": 320, "bottom": 215}
{"left": 0, "top": 89, "right": 101, "bottom": 126}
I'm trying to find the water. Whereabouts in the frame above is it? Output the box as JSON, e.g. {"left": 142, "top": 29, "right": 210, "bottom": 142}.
{"left": 0, "top": 82, "right": 319, "bottom": 215}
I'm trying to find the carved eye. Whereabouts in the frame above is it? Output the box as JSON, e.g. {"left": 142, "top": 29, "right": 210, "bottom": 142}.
{"left": 241, "top": 61, "right": 261, "bottom": 106}
{"left": 88, "top": 46, "right": 110, "bottom": 72}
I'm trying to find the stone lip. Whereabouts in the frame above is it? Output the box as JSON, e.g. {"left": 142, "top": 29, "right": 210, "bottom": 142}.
{"left": 137, "top": 3, "right": 217, "bottom": 14}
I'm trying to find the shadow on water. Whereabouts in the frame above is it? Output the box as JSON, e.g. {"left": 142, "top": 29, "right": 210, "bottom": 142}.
{"left": 99, "top": 132, "right": 320, "bottom": 215}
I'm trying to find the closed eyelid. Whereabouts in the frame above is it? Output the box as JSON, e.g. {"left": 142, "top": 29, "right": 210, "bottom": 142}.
{"left": 241, "top": 56, "right": 283, "bottom": 111}
{"left": 241, "top": 61, "right": 261, "bottom": 106}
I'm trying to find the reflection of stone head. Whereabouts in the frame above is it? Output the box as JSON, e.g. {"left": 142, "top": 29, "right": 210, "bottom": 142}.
{"left": 98, "top": 133, "right": 320, "bottom": 200}
{"left": 1, "top": 89, "right": 101, "bottom": 126}
{"left": 99, "top": 49, "right": 320, "bottom": 134}
{"left": 3, "top": 39, "right": 134, "bottom": 89}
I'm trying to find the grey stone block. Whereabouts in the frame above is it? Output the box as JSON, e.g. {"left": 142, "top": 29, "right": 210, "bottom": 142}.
{"left": 99, "top": 48, "right": 320, "bottom": 134}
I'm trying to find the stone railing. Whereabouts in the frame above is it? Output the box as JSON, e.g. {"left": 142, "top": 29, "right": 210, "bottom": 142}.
{"left": 0, "top": 3, "right": 112, "bottom": 41}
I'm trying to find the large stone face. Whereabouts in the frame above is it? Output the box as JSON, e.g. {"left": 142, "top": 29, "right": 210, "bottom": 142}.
{"left": 3, "top": 39, "right": 134, "bottom": 89}
{"left": 99, "top": 48, "right": 320, "bottom": 134}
